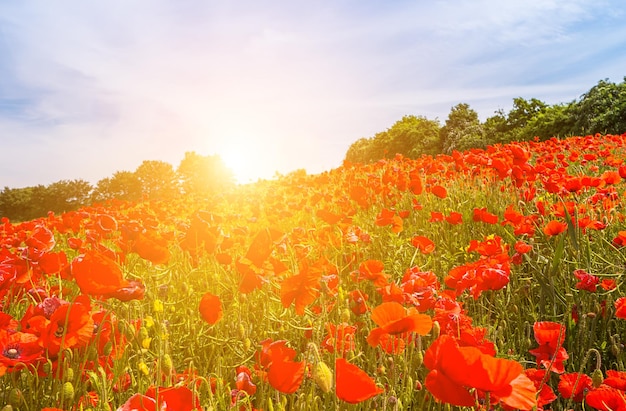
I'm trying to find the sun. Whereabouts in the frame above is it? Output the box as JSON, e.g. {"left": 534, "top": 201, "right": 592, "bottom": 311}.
{"left": 219, "top": 137, "right": 272, "bottom": 184}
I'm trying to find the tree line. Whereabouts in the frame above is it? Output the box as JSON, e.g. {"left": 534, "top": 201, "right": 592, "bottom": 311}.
{"left": 345, "top": 77, "right": 626, "bottom": 163}
{"left": 0, "top": 152, "right": 234, "bottom": 221}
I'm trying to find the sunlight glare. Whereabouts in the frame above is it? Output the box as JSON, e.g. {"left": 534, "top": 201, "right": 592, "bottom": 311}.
{"left": 219, "top": 137, "right": 272, "bottom": 184}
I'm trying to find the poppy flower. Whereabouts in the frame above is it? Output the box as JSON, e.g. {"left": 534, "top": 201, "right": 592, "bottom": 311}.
{"left": 431, "top": 185, "right": 447, "bottom": 199}
{"left": 557, "top": 372, "right": 592, "bottom": 402}
{"left": 354, "top": 260, "right": 389, "bottom": 286}
{"left": 256, "top": 339, "right": 305, "bottom": 394}
{"left": 71, "top": 250, "right": 144, "bottom": 301}
{"left": 0, "top": 331, "right": 43, "bottom": 375}
{"left": 335, "top": 358, "right": 383, "bottom": 404}
{"left": 424, "top": 335, "right": 536, "bottom": 410}
{"left": 528, "top": 321, "right": 568, "bottom": 373}
{"left": 43, "top": 296, "right": 94, "bottom": 357}
{"left": 235, "top": 366, "right": 257, "bottom": 396}
{"left": 410, "top": 236, "right": 435, "bottom": 254}
{"left": 585, "top": 385, "right": 626, "bottom": 411}
{"left": 542, "top": 220, "right": 567, "bottom": 236}
{"left": 144, "top": 386, "right": 201, "bottom": 411}
{"left": 280, "top": 264, "right": 321, "bottom": 315}
{"left": 614, "top": 297, "right": 626, "bottom": 319}
{"left": 321, "top": 323, "right": 357, "bottom": 355}
{"left": 445, "top": 212, "right": 463, "bottom": 225}
{"left": 573, "top": 269, "right": 599, "bottom": 292}
{"left": 366, "top": 302, "right": 432, "bottom": 353}
{"left": 199, "top": 292, "right": 223, "bottom": 325}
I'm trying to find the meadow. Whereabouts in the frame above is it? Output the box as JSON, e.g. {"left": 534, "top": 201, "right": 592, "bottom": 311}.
{"left": 3, "top": 133, "right": 626, "bottom": 410}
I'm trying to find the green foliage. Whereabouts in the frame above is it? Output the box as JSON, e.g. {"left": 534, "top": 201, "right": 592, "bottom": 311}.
{"left": 440, "top": 103, "right": 485, "bottom": 153}
{"left": 176, "top": 151, "right": 234, "bottom": 196}
{"left": 93, "top": 171, "right": 143, "bottom": 203}
{"left": 345, "top": 115, "right": 441, "bottom": 164}
{"left": 134, "top": 160, "right": 180, "bottom": 200}
{"left": 571, "top": 77, "right": 626, "bottom": 135}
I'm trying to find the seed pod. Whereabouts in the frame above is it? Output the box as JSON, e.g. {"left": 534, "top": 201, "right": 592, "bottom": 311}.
{"left": 312, "top": 361, "right": 333, "bottom": 393}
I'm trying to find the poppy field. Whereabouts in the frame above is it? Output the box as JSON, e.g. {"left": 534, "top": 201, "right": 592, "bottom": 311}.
{"left": 4, "top": 134, "right": 626, "bottom": 410}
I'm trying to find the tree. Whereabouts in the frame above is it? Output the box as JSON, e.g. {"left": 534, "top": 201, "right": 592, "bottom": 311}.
{"left": 345, "top": 115, "right": 441, "bottom": 164}
{"left": 177, "top": 152, "right": 234, "bottom": 196}
{"left": 93, "top": 171, "right": 142, "bottom": 203}
{"left": 571, "top": 78, "right": 626, "bottom": 135}
{"left": 135, "top": 160, "right": 179, "bottom": 200}
{"left": 440, "top": 103, "right": 485, "bottom": 154}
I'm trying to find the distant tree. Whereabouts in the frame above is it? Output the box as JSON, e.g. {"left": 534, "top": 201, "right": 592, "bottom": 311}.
{"left": 440, "top": 103, "right": 485, "bottom": 153}
{"left": 93, "top": 171, "right": 142, "bottom": 203}
{"left": 484, "top": 98, "right": 548, "bottom": 145}
{"left": 135, "top": 160, "right": 179, "bottom": 200}
{"left": 522, "top": 103, "right": 576, "bottom": 141}
{"left": 45, "top": 179, "right": 93, "bottom": 213}
{"left": 177, "top": 152, "right": 234, "bottom": 195}
{"left": 345, "top": 115, "right": 441, "bottom": 164}
{"left": 0, "top": 186, "right": 37, "bottom": 221}
{"left": 571, "top": 78, "right": 626, "bottom": 135}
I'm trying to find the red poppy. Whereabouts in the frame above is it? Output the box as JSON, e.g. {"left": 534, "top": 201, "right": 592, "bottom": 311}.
{"left": 557, "top": 372, "right": 592, "bottom": 402}
{"left": 573, "top": 269, "right": 599, "bottom": 292}
{"left": 528, "top": 322, "right": 568, "bottom": 373}
{"left": 410, "top": 236, "right": 435, "bottom": 254}
{"left": 335, "top": 358, "right": 383, "bottom": 404}
{"left": 431, "top": 185, "right": 447, "bottom": 199}
{"left": 199, "top": 292, "right": 223, "bottom": 325}
{"left": 235, "top": 366, "right": 257, "bottom": 396}
{"left": 366, "top": 302, "right": 432, "bottom": 353}
{"left": 473, "top": 207, "right": 499, "bottom": 224}
{"left": 71, "top": 250, "right": 144, "bottom": 301}
{"left": 615, "top": 297, "right": 626, "bottom": 319}
{"left": 542, "top": 220, "right": 567, "bottom": 236}
{"left": 321, "top": 323, "right": 357, "bottom": 355}
{"left": 256, "top": 339, "right": 305, "bottom": 394}
{"left": 353, "top": 260, "right": 389, "bottom": 286}
{"left": 445, "top": 212, "right": 463, "bottom": 225}
{"left": 424, "top": 335, "right": 536, "bottom": 410}
{"left": 144, "top": 386, "right": 201, "bottom": 411}
{"left": 43, "top": 296, "right": 94, "bottom": 357}
{"left": 585, "top": 385, "right": 626, "bottom": 411}
{"left": 0, "top": 331, "right": 43, "bottom": 375}
{"left": 280, "top": 264, "right": 321, "bottom": 315}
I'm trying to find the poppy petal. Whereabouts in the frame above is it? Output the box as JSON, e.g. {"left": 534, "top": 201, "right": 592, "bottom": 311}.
{"left": 335, "top": 358, "right": 383, "bottom": 404}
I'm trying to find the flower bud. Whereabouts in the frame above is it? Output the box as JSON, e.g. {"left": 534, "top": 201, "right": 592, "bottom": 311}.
{"left": 592, "top": 368, "right": 604, "bottom": 388}
{"left": 312, "top": 361, "right": 333, "bottom": 393}
{"left": 62, "top": 381, "right": 75, "bottom": 402}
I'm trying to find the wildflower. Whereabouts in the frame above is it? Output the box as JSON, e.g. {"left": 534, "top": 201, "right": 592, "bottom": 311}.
{"left": 335, "top": 358, "right": 383, "bottom": 403}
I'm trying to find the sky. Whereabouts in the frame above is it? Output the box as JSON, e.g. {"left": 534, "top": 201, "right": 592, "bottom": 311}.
{"left": 1, "top": 1, "right": 626, "bottom": 187}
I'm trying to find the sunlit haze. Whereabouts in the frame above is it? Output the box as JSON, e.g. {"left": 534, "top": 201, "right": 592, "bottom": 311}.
{"left": 1, "top": 1, "right": 625, "bottom": 187}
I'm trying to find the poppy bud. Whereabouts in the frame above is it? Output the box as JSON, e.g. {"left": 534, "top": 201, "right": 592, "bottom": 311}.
{"left": 340, "top": 308, "right": 351, "bottom": 323}
{"left": 62, "top": 381, "right": 75, "bottom": 402}
{"left": 611, "top": 343, "right": 621, "bottom": 357}
{"left": 431, "top": 321, "right": 440, "bottom": 339}
{"left": 238, "top": 324, "right": 246, "bottom": 339}
{"left": 64, "top": 367, "right": 75, "bottom": 382}
{"left": 312, "top": 361, "right": 333, "bottom": 393}
{"left": 414, "top": 350, "right": 424, "bottom": 368}
{"left": 8, "top": 389, "right": 23, "bottom": 407}
{"left": 244, "top": 338, "right": 251, "bottom": 351}
{"left": 592, "top": 368, "right": 604, "bottom": 388}
{"left": 267, "top": 397, "right": 274, "bottom": 411}
{"left": 1, "top": 406, "right": 13, "bottom": 411}
{"left": 160, "top": 353, "right": 173, "bottom": 375}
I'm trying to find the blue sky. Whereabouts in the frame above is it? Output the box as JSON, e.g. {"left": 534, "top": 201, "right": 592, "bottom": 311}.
{"left": 1, "top": 1, "right": 625, "bottom": 186}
